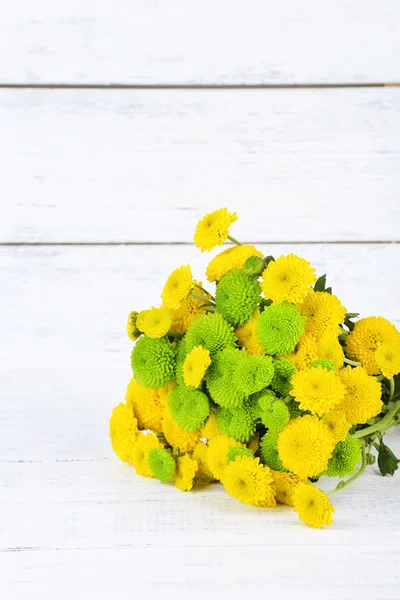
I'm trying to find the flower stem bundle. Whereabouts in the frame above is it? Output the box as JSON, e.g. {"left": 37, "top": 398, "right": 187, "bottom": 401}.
{"left": 111, "top": 208, "right": 400, "bottom": 528}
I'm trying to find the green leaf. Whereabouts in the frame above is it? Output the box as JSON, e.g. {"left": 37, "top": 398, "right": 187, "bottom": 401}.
{"left": 345, "top": 312, "right": 360, "bottom": 319}
{"left": 325, "top": 286, "right": 332, "bottom": 295}
{"left": 313, "top": 274, "right": 327, "bottom": 292}
{"left": 263, "top": 255, "right": 275, "bottom": 267}
{"left": 377, "top": 438, "right": 400, "bottom": 476}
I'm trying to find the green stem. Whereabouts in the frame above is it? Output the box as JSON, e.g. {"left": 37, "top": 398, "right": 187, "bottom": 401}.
{"left": 389, "top": 377, "right": 395, "bottom": 401}
{"left": 344, "top": 357, "right": 361, "bottom": 367}
{"left": 195, "top": 283, "right": 215, "bottom": 302}
{"left": 227, "top": 235, "right": 242, "bottom": 246}
{"left": 353, "top": 399, "right": 400, "bottom": 439}
{"left": 190, "top": 291, "right": 215, "bottom": 306}
{"left": 327, "top": 440, "right": 367, "bottom": 496}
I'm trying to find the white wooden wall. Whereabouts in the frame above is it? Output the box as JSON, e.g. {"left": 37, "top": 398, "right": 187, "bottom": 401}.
{"left": 1, "top": 2, "right": 400, "bottom": 598}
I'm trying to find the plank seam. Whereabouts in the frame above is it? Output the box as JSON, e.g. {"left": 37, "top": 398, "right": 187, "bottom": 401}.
{"left": 1, "top": 241, "right": 398, "bottom": 247}
{"left": 0, "top": 83, "right": 399, "bottom": 90}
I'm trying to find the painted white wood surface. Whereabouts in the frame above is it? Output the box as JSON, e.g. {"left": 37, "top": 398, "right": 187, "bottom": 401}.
{"left": 0, "top": 368, "right": 399, "bottom": 598}
{"left": 1, "top": 244, "right": 399, "bottom": 369}
{"left": 1, "top": 1, "right": 400, "bottom": 84}
{"left": 1, "top": 88, "right": 400, "bottom": 244}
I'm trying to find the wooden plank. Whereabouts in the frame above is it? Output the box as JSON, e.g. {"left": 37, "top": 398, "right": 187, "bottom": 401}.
{"left": 1, "top": 1, "right": 400, "bottom": 84}
{"left": 1, "top": 88, "right": 400, "bottom": 244}
{"left": 1, "top": 244, "right": 399, "bottom": 370}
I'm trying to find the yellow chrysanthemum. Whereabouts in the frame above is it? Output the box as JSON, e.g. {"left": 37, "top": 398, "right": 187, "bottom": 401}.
{"left": 300, "top": 292, "right": 347, "bottom": 338}
{"left": 247, "top": 433, "right": 261, "bottom": 454}
{"left": 222, "top": 456, "right": 276, "bottom": 507}
{"left": 236, "top": 311, "right": 265, "bottom": 355}
{"left": 175, "top": 454, "right": 198, "bottom": 491}
{"left": 109, "top": 402, "right": 139, "bottom": 462}
{"left": 125, "top": 379, "right": 166, "bottom": 433}
{"left": 162, "top": 407, "right": 200, "bottom": 451}
{"left": 316, "top": 332, "right": 345, "bottom": 370}
{"left": 136, "top": 307, "right": 172, "bottom": 339}
{"left": 346, "top": 316, "right": 400, "bottom": 375}
{"left": 183, "top": 346, "right": 212, "bottom": 387}
{"left": 194, "top": 208, "right": 238, "bottom": 252}
{"left": 286, "top": 333, "right": 318, "bottom": 370}
{"left": 193, "top": 442, "right": 214, "bottom": 480}
{"left": 261, "top": 254, "right": 316, "bottom": 304}
{"left": 293, "top": 483, "right": 335, "bottom": 528}
{"left": 271, "top": 471, "right": 302, "bottom": 506}
{"left": 201, "top": 409, "right": 220, "bottom": 441}
{"left": 126, "top": 311, "right": 141, "bottom": 341}
{"left": 206, "top": 245, "right": 263, "bottom": 282}
{"left": 277, "top": 415, "right": 335, "bottom": 479}
{"left": 290, "top": 366, "right": 345, "bottom": 416}
{"left": 157, "top": 381, "right": 176, "bottom": 408}
{"left": 161, "top": 264, "right": 194, "bottom": 310}
{"left": 338, "top": 366, "right": 382, "bottom": 425}
{"left": 208, "top": 434, "right": 244, "bottom": 480}
{"left": 375, "top": 343, "right": 400, "bottom": 379}
{"left": 167, "top": 281, "right": 210, "bottom": 335}
{"left": 129, "top": 432, "right": 162, "bottom": 478}
{"left": 321, "top": 409, "right": 350, "bottom": 444}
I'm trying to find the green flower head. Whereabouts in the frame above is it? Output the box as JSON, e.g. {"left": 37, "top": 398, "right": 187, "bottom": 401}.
{"left": 259, "top": 397, "right": 290, "bottom": 433}
{"left": 131, "top": 335, "right": 176, "bottom": 389}
{"left": 243, "top": 255, "right": 265, "bottom": 278}
{"left": 185, "top": 312, "right": 237, "bottom": 355}
{"left": 215, "top": 269, "right": 261, "bottom": 327}
{"left": 310, "top": 359, "right": 336, "bottom": 372}
{"left": 286, "top": 398, "right": 310, "bottom": 419}
{"left": 216, "top": 400, "right": 256, "bottom": 443}
{"left": 206, "top": 347, "right": 246, "bottom": 408}
{"left": 148, "top": 448, "right": 176, "bottom": 483}
{"left": 169, "top": 385, "right": 210, "bottom": 432}
{"left": 234, "top": 353, "right": 274, "bottom": 396}
{"left": 327, "top": 435, "right": 361, "bottom": 478}
{"left": 226, "top": 446, "right": 254, "bottom": 463}
{"left": 271, "top": 358, "right": 297, "bottom": 396}
{"left": 256, "top": 301, "right": 305, "bottom": 355}
{"left": 260, "top": 431, "right": 287, "bottom": 472}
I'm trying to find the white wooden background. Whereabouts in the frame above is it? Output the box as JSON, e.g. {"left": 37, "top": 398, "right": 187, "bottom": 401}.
{"left": 1, "top": 2, "right": 400, "bottom": 598}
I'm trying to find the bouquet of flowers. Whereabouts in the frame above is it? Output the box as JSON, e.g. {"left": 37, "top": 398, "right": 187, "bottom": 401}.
{"left": 110, "top": 208, "right": 400, "bottom": 528}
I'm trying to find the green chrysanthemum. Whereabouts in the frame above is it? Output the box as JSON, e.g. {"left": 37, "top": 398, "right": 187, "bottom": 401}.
{"left": 215, "top": 269, "right": 261, "bottom": 327}
{"left": 287, "top": 398, "right": 310, "bottom": 419}
{"left": 226, "top": 446, "right": 254, "bottom": 463}
{"left": 249, "top": 389, "right": 277, "bottom": 421}
{"left": 148, "top": 448, "right": 176, "bottom": 483}
{"left": 243, "top": 255, "right": 265, "bottom": 278}
{"left": 234, "top": 353, "right": 274, "bottom": 396}
{"left": 259, "top": 397, "right": 290, "bottom": 433}
{"left": 169, "top": 385, "right": 210, "bottom": 432}
{"left": 327, "top": 435, "right": 362, "bottom": 478}
{"left": 206, "top": 347, "right": 246, "bottom": 407}
{"left": 216, "top": 401, "right": 256, "bottom": 443}
{"left": 310, "top": 359, "right": 336, "bottom": 372}
{"left": 260, "top": 431, "right": 287, "bottom": 472}
{"left": 271, "top": 358, "right": 297, "bottom": 396}
{"left": 131, "top": 335, "right": 176, "bottom": 389}
{"left": 256, "top": 301, "right": 305, "bottom": 355}
{"left": 185, "top": 312, "right": 237, "bottom": 355}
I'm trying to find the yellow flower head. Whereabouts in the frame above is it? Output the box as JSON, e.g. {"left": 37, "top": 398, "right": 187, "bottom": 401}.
{"left": 290, "top": 366, "right": 345, "bottom": 416}
{"left": 109, "top": 402, "right": 138, "bottom": 462}
{"left": 293, "top": 483, "right": 335, "bottom": 528}
{"left": 194, "top": 208, "right": 238, "bottom": 252}
{"left": 277, "top": 415, "right": 335, "bottom": 479}
{"left": 316, "top": 331, "right": 345, "bottom": 370}
{"left": 301, "top": 292, "right": 347, "bottom": 338}
{"left": 161, "top": 264, "right": 194, "bottom": 310}
{"left": 183, "top": 346, "right": 212, "bottom": 387}
{"left": 129, "top": 432, "right": 162, "bottom": 478}
{"left": 207, "top": 434, "right": 243, "bottom": 480}
{"left": 162, "top": 407, "right": 200, "bottom": 451}
{"left": 125, "top": 379, "right": 167, "bottom": 433}
{"left": 201, "top": 409, "right": 220, "bottom": 441}
{"left": 271, "top": 471, "right": 302, "bottom": 506}
{"left": 126, "top": 310, "right": 141, "bottom": 341}
{"left": 346, "top": 316, "right": 400, "bottom": 375}
{"left": 222, "top": 456, "right": 276, "bottom": 507}
{"left": 236, "top": 311, "right": 265, "bottom": 355}
{"left": 136, "top": 307, "right": 172, "bottom": 339}
{"left": 175, "top": 454, "right": 198, "bottom": 491}
{"left": 167, "top": 280, "right": 210, "bottom": 335}
{"left": 261, "top": 254, "right": 316, "bottom": 304}
{"left": 321, "top": 409, "right": 350, "bottom": 444}
{"left": 193, "top": 441, "right": 214, "bottom": 480}
{"left": 338, "top": 366, "right": 382, "bottom": 425}
{"left": 375, "top": 343, "right": 400, "bottom": 379}
{"left": 206, "top": 244, "right": 263, "bottom": 282}
{"left": 286, "top": 333, "right": 318, "bottom": 370}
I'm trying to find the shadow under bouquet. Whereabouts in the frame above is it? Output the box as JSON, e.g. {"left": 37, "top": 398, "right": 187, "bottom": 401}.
{"left": 110, "top": 208, "right": 400, "bottom": 528}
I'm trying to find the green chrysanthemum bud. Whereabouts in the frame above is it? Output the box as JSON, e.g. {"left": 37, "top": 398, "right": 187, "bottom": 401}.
{"left": 131, "top": 335, "right": 176, "bottom": 389}
{"left": 271, "top": 358, "right": 297, "bottom": 396}
{"left": 243, "top": 256, "right": 265, "bottom": 278}
{"left": 169, "top": 385, "right": 210, "bottom": 432}
{"left": 206, "top": 347, "right": 246, "bottom": 408}
{"left": 148, "top": 448, "right": 176, "bottom": 483}
{"left": 260, "top": 431, "right": 287, "bottom": 472}
{"left": 126, "top": 310, "right": 142, "bottom": 341}
{"left": 256, "top": 301, "right": 305, "bottom": 355}
{"left": 216, "top": 400, "right": 256, "bottom": 443}
{"left": 327, "top": 435, "right": 362, "bottom": 478}
{"left": 247, "top": 389, "right": 276, "bottom": 420}
{"left": 186, "top": 312, "right": 237, "bottom": 355}
{"left": 310, "top": 359, "right": 336, "bottom": 372}
{"left": 234, "top": 353, "right": 274, "bottom": 396}
{"left": 259, "top": 398, "right": 290, "bottom": 433}
{"left": 226, "top": 446, "right": 254, "bottom": 463}
{"left": 287, "top": 398, "right": 310, "bottom": 419}
{"left": 215, "top": 269, "right": 261, "bottom": 327}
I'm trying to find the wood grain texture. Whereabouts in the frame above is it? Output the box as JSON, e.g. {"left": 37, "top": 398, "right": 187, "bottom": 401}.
{"left": 1, "top": 1, "right": 400, "bottom": 85}
{"left": 1, "top": 244, "right": 399, "bottom": 369}
{"left": 1, "top": 88, "right": 400, "bottom": 244}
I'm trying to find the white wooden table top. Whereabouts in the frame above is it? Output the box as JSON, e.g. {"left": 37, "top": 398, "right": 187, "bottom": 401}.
{"left": 1, "top": 2, "right": 400, "bottom": 597}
